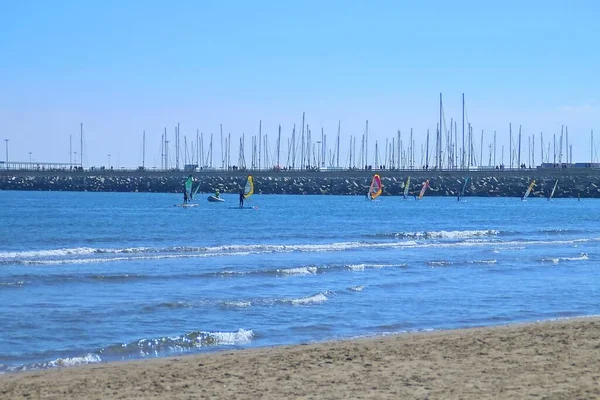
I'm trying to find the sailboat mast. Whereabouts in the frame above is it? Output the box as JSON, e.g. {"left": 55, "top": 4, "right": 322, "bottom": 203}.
{"left": 480, "top": 129, "right": 484, "bottom": 167}
{"left": 425, "top": 129, "right": 430, "bottom": 168}
{"left": 292, "top": 124, "right": 296, "bottom": 169}
{"left": 277, "top": 124, "right": 281, "bottom": 167}
{"left": 532, "top": 134, "right": 535, "bottom": 167}
{"left": 80, "top": 123, "right": 83, "bottom": 167}
{"left": 439, "top": 93, "right": 442, "bottom": 169}
{"left": 509, "top": 123, "right": 512, "bottom": 169}
{"left": 301, "top": 113, "right": 305, "bottom": 170}
{"left": 566, "top": 127, "right": 569, "bottom": 164}
{"left": 258, "top": 120, "right": 262, "bottom": 170}
{"left": 541, "top": 133, "right": 544, "bottom": 165}
{"left": 365, "top": 120, "right": 369, "bottom": 168}
{"left": 461, "top": 93, "right": 465, "bottom": 169}
{"left": 517, "top": 125, "right": 522, "bottom": 168}
{"left": 336, "top": 121, "right": 341, "bottom": 168}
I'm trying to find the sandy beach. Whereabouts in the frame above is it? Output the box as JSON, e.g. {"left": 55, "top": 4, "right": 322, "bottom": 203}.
{"left": 1, "top": 317, "right": 599, "bottom": 399}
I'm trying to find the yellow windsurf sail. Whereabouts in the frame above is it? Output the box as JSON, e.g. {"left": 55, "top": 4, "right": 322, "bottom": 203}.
{"left": 403, "top": 176, "right": 411, "bottom": 199}
{"left": 243, "top": 175, "right": 254, "bottom": 199}
{"left": 523, "top": 180, "right": 535, "bottom": 200}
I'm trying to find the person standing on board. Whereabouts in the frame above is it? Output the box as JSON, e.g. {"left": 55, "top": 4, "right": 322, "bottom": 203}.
{"left": 183, "top": 189, "right": 188, "bottom": 205}
{"left": 239, "top": 190, "right": 245, "bottom": 208}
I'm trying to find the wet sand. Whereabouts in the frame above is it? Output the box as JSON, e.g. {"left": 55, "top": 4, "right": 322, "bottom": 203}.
{"left": 1, "top": 317, "right": 599, "bottom": 399}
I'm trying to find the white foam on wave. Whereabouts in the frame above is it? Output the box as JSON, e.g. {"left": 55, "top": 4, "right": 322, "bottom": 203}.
{"left": 5, "top": 236, "right": 598, "bottom": 267}
{"left": 402, "top": 229, "right": 499, "bottom": 239}
{"left": 209, "top": 329, "right": 254, "bottom": 345}
{"left": 0, "top": 281, "right": 24, "bottom": 287}
{"left": 428, "top": 261, "right": 451, "bottom": 266}
{"left": 468, "top": 259, "right": 498, "bottom": 265}
{"left": 278, "top": 266, "right": 318, "bottom": 275}
{"left": 346, "top": 263, "right": 406, "bottom": 271}
{"left": 222, "top": 301, "right": 252, "bottom": 308}
{"left": 48, "top": 353, "right": 102, "bottom": 368}
{"left": 0, "top": 247, "right": 100, "bottom": 259}
{"left": 348, "top": 285, "right": 365, "bottom": 292}
{"left": 287, "top": 293, "right": 328, "bottom": 305}
{"left": 540, "top": 253, "right": 589, "bottom": 264}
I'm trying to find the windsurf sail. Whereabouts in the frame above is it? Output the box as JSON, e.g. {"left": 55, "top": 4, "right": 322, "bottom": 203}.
{"left": 522, "top": 179, "right": 535, "bottom": 200}
{"left": 243, "top": 175, "right": 254, "bottom": 199}
{"left": 369, "top": 174, "right": 383, "bottom": 200}
{"left": 403, "top": 176, "right": 411, "bottom": 199}
{"left": 191, "top": 181, "right": 201, "bottom": 199}
{"left": 460, "top": 177, "right": 471, "bottom": 198}
{"left": 417, "top": 180, "right": 430, "bottom": 200}
{"left": 185, "top": 176, "right": 193, "bottom": 198}
{"left": 548, "top": 179, "right": 558, "bottom": 200}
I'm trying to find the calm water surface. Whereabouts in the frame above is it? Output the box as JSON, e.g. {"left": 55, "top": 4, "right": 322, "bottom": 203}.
{"left": 1, "top": 191, "right": 599, "bottom": 372}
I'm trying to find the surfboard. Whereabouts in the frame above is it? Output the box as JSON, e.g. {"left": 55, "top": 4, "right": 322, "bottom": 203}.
{"left": 228, "top": 206, "right": 258, "bottom": 210}
{"left": 174, "top": 203, "right": 199, "bottom": 207}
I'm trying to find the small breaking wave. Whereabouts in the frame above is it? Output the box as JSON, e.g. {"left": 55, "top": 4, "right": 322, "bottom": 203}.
{"left": 369, "top": 229, "right": 500, "bottom": 240}
{"left": 0, "top": 328, "right": 254, "bottom": 373}
{"left": 468, "top": 259, "right": 498, "bottom": 265}
{"left": 281, "top": 292, "right": 330, "bottom": 306}
{"left": 428, "top": 261, "right": 452, "bottom": 267}
{"left": 346, "top": 263, "right": 406, "bottom": 271}
{"left": 0, "top": 281, "right": 24, "bottom": 288}
{"left": 348, "top": 285, "right": 365, "bottom": 292}
{"left": 540, "top": 253, "right": 589, "bottom": 264}
{"left": 277, "top": 266, "right": 318, "bottom": 276}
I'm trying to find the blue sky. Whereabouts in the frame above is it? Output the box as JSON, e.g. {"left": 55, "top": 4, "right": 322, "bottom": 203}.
{"left": 1, "top": 0, "right": 598, "bottom": 168}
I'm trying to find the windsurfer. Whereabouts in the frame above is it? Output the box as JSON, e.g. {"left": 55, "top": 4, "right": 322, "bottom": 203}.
{"left": 239, "top": 190, "right": 245, "bottom": 208}
{"left": 183, "top": 190, "right": 188, "bottom": 205}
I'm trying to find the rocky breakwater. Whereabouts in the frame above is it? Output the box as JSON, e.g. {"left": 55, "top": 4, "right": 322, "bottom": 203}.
{"left": 1, "top": 169, "right": 600, "bottom": 198}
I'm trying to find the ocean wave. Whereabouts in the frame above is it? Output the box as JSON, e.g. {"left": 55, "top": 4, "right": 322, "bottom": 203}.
{"left": 0, "top": 328, "right": 254, "bottom": 373}
{"left": 281, "top": 292, "right": 329, "bottom": 306}
{"left": 348, "top": 285, "right": 365, "bottom": 292}
{"left": 468, "top": 259, "right": 498, "bottom": 265}
{"left": 277, "top": 266, "right": 318, "bottom": 276}
{"left": 2, "top": 237, "right": 598, "bottom": 267}
{"left": 368, "top": 229, "right": 500, "bottom": 240}
{"left": 428, "top": 261, "right": 452, "bottom": 266}
{"left": 99, "top": 328, "right": 254, "bottom": 358}
{"left": 347, "top": 263, "right": 406, "bottom": 271}
{"left": 221, "top": 300, "right": 252, "bottom": 308}
{"left": 0, "top": 281, "right": 24, "bottom": 287}
{"left": 540, "top": 253, "right": 589, "bottom": 264}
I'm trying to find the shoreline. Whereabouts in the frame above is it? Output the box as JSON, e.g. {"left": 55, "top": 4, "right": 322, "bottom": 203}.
{"left": 2, "top": 317, "right": 599, "bottom": 399}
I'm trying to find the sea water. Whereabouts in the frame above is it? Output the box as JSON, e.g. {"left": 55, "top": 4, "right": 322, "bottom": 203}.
{"left": 1, "top": 191, "right": 599, "bottom": 372}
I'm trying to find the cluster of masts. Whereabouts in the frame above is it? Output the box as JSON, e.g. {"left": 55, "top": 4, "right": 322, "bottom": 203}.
{"left": 147, "top": 94, "right": 594, "bottom": 172}
{"left": 4, "top": 95, "right": 596, "bottom": 171}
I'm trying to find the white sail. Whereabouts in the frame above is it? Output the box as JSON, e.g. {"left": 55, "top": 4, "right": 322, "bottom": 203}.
{"left": 548, "top": 179, "right": 558, "bottom": 200}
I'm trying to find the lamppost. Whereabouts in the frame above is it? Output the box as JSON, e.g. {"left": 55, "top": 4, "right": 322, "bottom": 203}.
{"left": 108, "top": 154, "right": 111, "bottom": 169}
